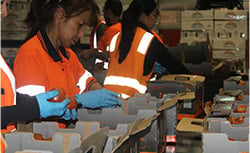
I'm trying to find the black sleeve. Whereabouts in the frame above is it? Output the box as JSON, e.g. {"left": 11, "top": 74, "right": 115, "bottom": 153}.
{"left": 96, "top": 24, "right": 106, "bottom": 43}
{"left": 144, "top": 38, "right": 191, "bottom": 75}
{"left": 1, "top": 93, "right": 40, "bottom": 129}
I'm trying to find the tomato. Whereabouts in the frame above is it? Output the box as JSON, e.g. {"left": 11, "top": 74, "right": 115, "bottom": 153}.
{"left": 235, "top": 116, "right": 245, "bottom": 124}
{"left": 234, "top": 105, "right": 247, "bottom": 113}
{"left": 67, "top": 96, "right": 78, "bottom": 111}
{"left": 228, "top": 137, "right": 235, "bottom": 141}
{"left": 48, "top": 87, "right": 66, "bottom": 102}
{"left": 238, "top": 80, "right": 246, "bottom": 86}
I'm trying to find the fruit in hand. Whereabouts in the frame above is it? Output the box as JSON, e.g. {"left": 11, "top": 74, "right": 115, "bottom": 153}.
{"left": 48, "top": 87, "right": 66, "bottom": 102}
{"left": 67, "top": 96, "right": 78, "bottom": 111}
{"left": 234, "top": 105, "right": 247, "bottom": 113}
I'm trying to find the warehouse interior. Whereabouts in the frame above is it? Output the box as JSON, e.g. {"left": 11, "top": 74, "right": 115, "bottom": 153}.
{"left": 1, "top": 0, "right": 249, "bottom": 152}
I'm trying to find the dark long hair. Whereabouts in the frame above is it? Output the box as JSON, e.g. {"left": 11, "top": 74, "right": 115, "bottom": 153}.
{"left": 24, "top": 0, "right": 96, "bottom": 43}
{"left": 118, "top": 0, "right": 156, "bottom": 63}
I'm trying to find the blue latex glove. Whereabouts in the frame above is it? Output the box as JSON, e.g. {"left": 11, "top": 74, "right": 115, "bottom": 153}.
{"left": 36, "top": 90, "right": 70, "bottom": 119}
{"left": 75, "top": 88, "right": 121, "bottom": 109}
{"left": 61, "top": 109, "right": 77, "bottom": 120}
{"left": 153, "top": 62, "right": 166, "bottom": 75}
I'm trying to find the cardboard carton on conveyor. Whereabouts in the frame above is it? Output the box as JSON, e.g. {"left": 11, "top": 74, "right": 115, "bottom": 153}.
{"left": 147, "top": 74, "right": 205, "bottom": 119}
{"left": 77, "top": 93, "right": 178, "bottom": 152}
{"left": 4, "top": 115, "right": 156, "bottom": 153}
{"left": 176, "top": 117, "right": 249, "bottom": 153}
{"left": 203, "top": 117, "right": 249, "bottom": 153}
{"left": 224, "top": 75, "right": 249, "bottom": 95}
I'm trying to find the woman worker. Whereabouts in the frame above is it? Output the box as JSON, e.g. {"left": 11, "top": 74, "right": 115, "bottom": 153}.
{"left": 12, "top": 0, "right": 121, "bottom": 127}
{"left": 103, "top": 0, "right": 190, "bottom": 99}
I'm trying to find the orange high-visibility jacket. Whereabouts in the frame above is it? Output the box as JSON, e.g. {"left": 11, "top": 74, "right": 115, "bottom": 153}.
{"left": 104, "top": 27, "right": 155, "bottom": 99}
{"left": 98, "top": 22, "right": 121, "bottom": 52}
{"left": 1, "top": 135, "right": 7, "bottom": 152}
{"left": 0, "top": 55, "right": 16, "bottom": 133}
{"left": 14, "top": 30, "right": 96, "bottom": 97}
{"left": 90, "top": 19, "right": 106, "bottom": 49}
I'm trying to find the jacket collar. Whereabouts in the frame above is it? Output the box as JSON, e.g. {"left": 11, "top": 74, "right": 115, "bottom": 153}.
{"left": 37, "top": 26, "right": 69, "bottom": 62}
{"left": 137, "top": 22, "right": 152, "bottom": 33}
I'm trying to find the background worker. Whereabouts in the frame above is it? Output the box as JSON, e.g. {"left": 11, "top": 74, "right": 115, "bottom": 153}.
{"left": 103, "top": 0, "right": 190, "bottom": 99}
{"left": 74, "top": 1, "right": 107, "bottom": 74}
{"left": 91, "top": 0, "right": 123, "bottom": 84}
{"left": 13, "top": 0, "right": 121, "bottom": 127}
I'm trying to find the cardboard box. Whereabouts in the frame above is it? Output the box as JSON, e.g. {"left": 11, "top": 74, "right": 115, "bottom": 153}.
{"left": 214, "top": 10, "right": 248, "bottom": 20}
{"left": 159, "top": 10, "right": 181, "bottom": 29}
{"left": 77, "top": 95, "right": 178, "bottom": 152}
{"left": 203, "top": 118, "right": 249, "bottom": 153}
{"left": 1, "top": 31, "right": 27, "bottom": 40}
{"left": 148, "top": 74, "right": 205, "bottom": 119}
{"left": 5, "top": 132, "right": 82, "bottom": 153}
{"left": 202, "top": 132, "right": 249, "bottom": 153}
{"left": 181, "top": 10, "right": 214, "bottom": 21}
{"left": 181, "top": 20, "right": 213, "bottom": 31}
{"left": 212, "top": 49, "right": 245, "bottom": 59}
{"left": 176, "top": 118, "right": 203, "bottom": 153}
{"left": 224, "top": 76, "right": 249, "bottom": 95}
{"left": 212, "top": 39, "right": 246, "bottom": 51}
{"left": 208, "top": 103, "right": 233, "bottom": 117}
{"left": 33, "top": 121, "right": 130, "bottom": 153}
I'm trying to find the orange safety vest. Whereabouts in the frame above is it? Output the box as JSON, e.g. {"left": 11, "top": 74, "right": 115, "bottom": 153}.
{"left": 151, "top": 30, "right": 164, "bottom": 44}
{"left": 104, "top": 27, "right": 154, "bottom": 99}
{"left": 90, "top": 19, "right": 106, "bottom": 49}
{"left": 0, "top": 55, "right": 16, "bottom": 133}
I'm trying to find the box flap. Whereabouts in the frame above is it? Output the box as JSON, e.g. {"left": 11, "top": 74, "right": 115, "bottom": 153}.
{"left": 159, "top": 74, "right": 205, "bottom": 82}
{"left": 176, "top": 117, "right": 204, "bottom": 133}
{"left": 111, "top": 115, "right": 156, "bottom": 153}
{"left": 177, "top": 92, "right": 195, "bottom": 100}
{"left": 69, "top": 128, "right": 109, "bottom": 153}
{"left": 158, "top": 96, "right": 177, "bottom": 111}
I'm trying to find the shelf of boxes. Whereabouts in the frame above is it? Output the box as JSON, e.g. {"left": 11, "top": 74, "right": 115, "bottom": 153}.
{"left": 180, "top": 9, "right": 249, "bottom": 73}
{"left": 1, "top": 1, "right": 30, "bottom": 69}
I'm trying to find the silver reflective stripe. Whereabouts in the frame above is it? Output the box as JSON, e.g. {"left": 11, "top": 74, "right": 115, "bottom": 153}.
{"left": 93, "top": 32, "right": 98, "bottom": 48}
{"left": 77, "top": 71, "right": 93, "bottom": 93}
{"left": 109, "top": 32, "right": 120, "bottom": 53}
{"left": 16, "top": 85, "right": 45, "bottom": 96}
{"left": 0, "top": 55, "right": 16, "bottom": 104}
{"left": 137, "top": 32, "right": 154, "bottom": 55}
{"left": 95, "top": 50, "right": 104, "bottom": 64}
{"left": 121, "top": 93, "right": 130, "bottom": 99}
{"left": 104, "top": 76, "right": 147, "bottom": 94}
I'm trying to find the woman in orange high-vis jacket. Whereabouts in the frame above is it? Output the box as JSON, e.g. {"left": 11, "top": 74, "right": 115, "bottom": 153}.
{"left": 104, "top": 0, "right": 190, "bottom": 99}
{"left": 13, "top": 0, "right": 121, "bottom": 127}
{"left": 0, "top": 0, "right": 75, "bottom": 135}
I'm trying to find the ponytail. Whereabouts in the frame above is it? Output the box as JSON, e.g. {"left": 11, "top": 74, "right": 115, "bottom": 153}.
{"left": 118, "top": 0, "right": 156, "bottom": 63}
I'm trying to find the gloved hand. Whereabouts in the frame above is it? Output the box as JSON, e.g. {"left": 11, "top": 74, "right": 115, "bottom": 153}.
{"left": 153, "top": 62, "right": 166, "bottom": 75}
{"left": 61, "top": 109, "right": 77, "bottom": 120}
{"left": 74, "top": 88, "right": 121, "bottom": 109}
{"left": 36, "top": 90, "right": 70, "bottom": 118}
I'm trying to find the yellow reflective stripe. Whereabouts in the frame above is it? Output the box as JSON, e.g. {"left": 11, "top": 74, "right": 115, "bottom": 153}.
{"left": 16, "top": 85, "right": 45, "bottom": 96}
{"left": 77, "top": 71, "right": 93, "bottom": 93}
{"left": 109, "top": 32, "right": 120, "bottom": 53}
{"left": 104, "top": 76, "right": 147, "bottom": 93}
{"left": 137, "top": 32, "right": 154, "bottom": 55}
